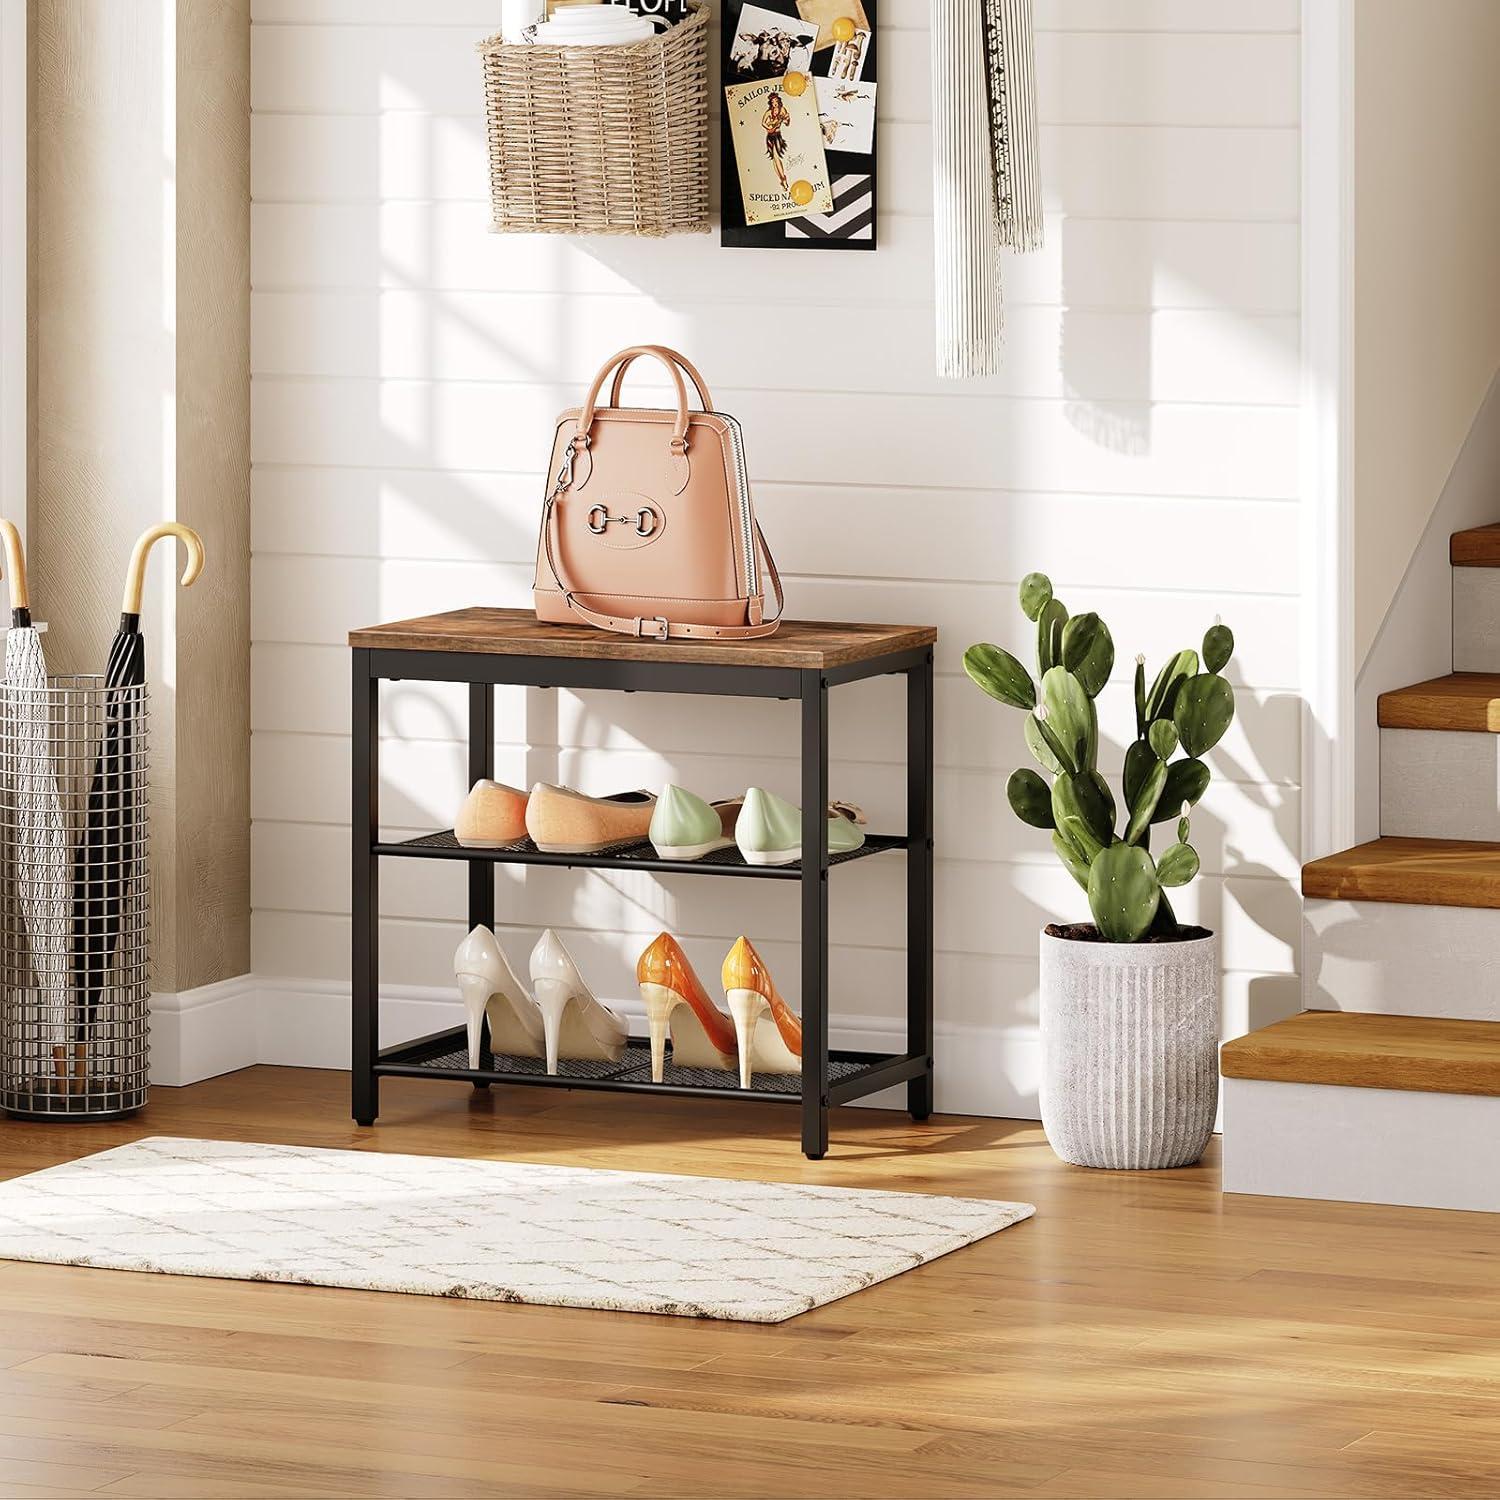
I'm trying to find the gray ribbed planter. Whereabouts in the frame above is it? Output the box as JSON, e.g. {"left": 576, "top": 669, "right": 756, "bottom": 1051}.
{"left": 1038, "top": 929, "right": 1219, "bottom": 1169}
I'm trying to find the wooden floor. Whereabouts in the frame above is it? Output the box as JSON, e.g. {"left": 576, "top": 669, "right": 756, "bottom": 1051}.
{"left": 0, "top": 1071, "right": 1496, "bottom": 1498}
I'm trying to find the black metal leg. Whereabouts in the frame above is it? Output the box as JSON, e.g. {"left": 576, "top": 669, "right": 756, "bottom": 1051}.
{"left": 908, "top": 650, "right": 935, "bottom": 1121}
{"left": 467, "top": 683, "right": 496, "bottom": 1082}
{"left": 800, "top": 671, "right": 829, "bottom": 1159}
{"left": 351, "top": 650, "right": 380, "bottom": 1126}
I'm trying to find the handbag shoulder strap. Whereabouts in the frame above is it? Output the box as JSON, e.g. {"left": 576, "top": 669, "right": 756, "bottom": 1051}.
{"left": 542, "top": 491, "right": 784, "bottom": 642}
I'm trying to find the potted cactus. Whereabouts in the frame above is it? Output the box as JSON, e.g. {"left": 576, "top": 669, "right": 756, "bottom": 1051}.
{"left": 965, "top": 573, "right": 1234, "bottom": 1169}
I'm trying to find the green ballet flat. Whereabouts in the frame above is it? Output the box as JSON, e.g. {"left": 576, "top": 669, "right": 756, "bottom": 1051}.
{"left": 648, "top": 784, "right": 742, "bottom": 861}
{"left": 734, "top": 786, "right": 866, "bottom": 867}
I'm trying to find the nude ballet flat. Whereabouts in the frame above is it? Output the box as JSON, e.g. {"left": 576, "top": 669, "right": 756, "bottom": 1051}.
{"left": 453, "top": 926, "right": 545, "bottom": 1069}
{"left": 525, "top": 784, "right": 657, "bottom": 854}
{"left": 648, "top": 784, "right": 743, "bottom": 861}
{"left": 722, "top": 936, "right": 802, "bottom": 1089}
{"left": 455, "top": 779, "right": 528, "bottom": 848}
{"left": 529, "top": 928, "right": 629, "bottom": 1075}
{"left": 636, "top": 933, "right": 738, "bottom": 1083}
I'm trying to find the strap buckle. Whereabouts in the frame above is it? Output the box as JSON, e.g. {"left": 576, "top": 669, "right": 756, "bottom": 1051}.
{"left": 635, "top": 615, "right": 670, "bottom": 641}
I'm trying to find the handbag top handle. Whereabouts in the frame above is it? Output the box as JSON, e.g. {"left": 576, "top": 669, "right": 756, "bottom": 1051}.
{"left": 605, "top": 345, "right": 716, "bottom": 413}
{"left": 575, "top": 346, "right": 715, "bottom": 453}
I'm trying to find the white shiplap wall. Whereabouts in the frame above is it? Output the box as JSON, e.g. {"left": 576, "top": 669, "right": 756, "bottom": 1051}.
{"left": 249, "top": 0, "right": 1303, "bottom": 1116}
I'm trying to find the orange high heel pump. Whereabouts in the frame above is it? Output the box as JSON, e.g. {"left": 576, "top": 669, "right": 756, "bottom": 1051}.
{"left": 635, "top": 933, "right": 738, "bottom": 1083}
{"left": 722, "top": 936, "right": 802, "bottom": 1090}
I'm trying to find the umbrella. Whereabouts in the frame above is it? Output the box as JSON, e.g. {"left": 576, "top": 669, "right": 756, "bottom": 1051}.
{"left": 74, "top": 523, "right": 204, "bottom": 1055}
{"left": 0, "top": 521, "right": 72, "bottom": 1086}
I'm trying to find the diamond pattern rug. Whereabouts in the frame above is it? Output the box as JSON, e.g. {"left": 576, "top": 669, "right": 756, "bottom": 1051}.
{"left": 0, "top": 1137, "right": 1035, "bottom": 1323}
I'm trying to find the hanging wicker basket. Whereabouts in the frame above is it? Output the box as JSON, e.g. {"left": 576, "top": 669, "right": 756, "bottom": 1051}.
{"left": 477, "top": 1, "right": 710, "bottom": 237}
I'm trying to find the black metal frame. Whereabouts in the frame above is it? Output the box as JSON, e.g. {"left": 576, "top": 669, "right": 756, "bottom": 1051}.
{"left": 351, "top": 642, "right": 935, "bottom": 1160}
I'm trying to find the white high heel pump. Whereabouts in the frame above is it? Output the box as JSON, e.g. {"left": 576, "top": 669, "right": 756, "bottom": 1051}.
{"left": 453, "top": 926, "right": 545, "bottom": 1069}
{"left": 529, "top": 929, "right": 629, "bottom": 1075}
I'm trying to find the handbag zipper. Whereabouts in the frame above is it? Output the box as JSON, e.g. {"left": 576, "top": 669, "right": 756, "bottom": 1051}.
{"left": 718, "top": 412, "right": 758, "bottom": 598}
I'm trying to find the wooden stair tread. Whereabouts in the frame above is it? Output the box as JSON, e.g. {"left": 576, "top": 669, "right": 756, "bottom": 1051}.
{"left": 1302, "top": 836, "right": 1500, "bottom": 907}
{"left": 1451, "top": 524, "right": 1500, "bottom": 566}
{"left": 1378, "top": 673, "right": 1500, "bottom": 731}
{"left": 1222, "top": 1010, "right": 1500, "bottom": 1096}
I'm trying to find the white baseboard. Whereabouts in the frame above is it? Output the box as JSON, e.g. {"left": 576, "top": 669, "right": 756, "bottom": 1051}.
{"left": 150, "top": 975, "right": 1041, "bottom": 1120}
{"left": 149, "top": 976, "right": 261, "bottom": 1086}
{"left": 1224, "top": 1077, "right": 1500, "bottom": 1213}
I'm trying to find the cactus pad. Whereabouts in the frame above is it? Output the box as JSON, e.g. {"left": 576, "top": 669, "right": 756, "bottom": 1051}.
{"left": 1124, "top": 757, "right": 1168, "bottom": 845}
{"left": 1019, "top": 572, "right": 1053, "bottom": 622}
{"left": 1061, "top": 612, "right": 1115, "bottom": 698}
{"left": 1088, "top": 843, "right": 1161, "bottom": 942}
{"left": 1040, "top": 667, "right": 1093, "bottom": 773}
{"left": 1037, "top": 598, "right": 1068, "bottom": 674}
{"left": 1007, "top": 768, "right": 1054, "bottom": 829}
{"left": 1174, "top": 672, "right": 1235, "bottom": 757}
{"left": 1155, "top": 757, "right": 1211, "bottom": 821}
{"left": 1145, "top": 649, "right": 1198, "bottom": 723}
{"left": 1157, "top": 841, "right": 1200, "bottom": 887}
{"left": 963, "top": 643, "right": 1036, "bottom": 710}
{"left": 1203, "top": 621, "right": 1234, "bottom": 674}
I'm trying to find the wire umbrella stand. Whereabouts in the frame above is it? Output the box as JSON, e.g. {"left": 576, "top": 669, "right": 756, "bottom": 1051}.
{"left": 0, "top": 675, "right": 149, "bottom": 1119}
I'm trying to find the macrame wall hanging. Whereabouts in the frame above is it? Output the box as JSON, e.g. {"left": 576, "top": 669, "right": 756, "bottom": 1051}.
{"left": 931, "top": 0, "right": 1043, "bottom": 379}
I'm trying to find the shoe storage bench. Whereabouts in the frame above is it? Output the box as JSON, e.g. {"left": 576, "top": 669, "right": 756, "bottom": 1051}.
{"left": 348, "top": 607, "right": 936, "bottom": 1159}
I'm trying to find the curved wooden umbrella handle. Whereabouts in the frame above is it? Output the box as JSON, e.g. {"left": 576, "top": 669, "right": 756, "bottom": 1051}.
{"left": 121, "top": 523, "right": 205, "bottom": 615}
{"left": 0, "top": 519, "right": 28, "bottom": 612}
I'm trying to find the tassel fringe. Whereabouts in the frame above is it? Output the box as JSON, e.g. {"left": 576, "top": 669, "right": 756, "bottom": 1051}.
{"left": 931, "top": 0, "right": 1042, "bottom": 379}
{"left": 984, "top": 0, "right": 1044, "bottom": 253}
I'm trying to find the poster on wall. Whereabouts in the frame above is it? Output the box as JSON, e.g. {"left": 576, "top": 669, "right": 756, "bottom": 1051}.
{"left": 720, "top": 0, "right": 878, "bottom": 251}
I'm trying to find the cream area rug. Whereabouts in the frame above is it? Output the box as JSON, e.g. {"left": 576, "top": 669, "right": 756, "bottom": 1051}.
{"left": 0, "top": 1138, "right": 1035, "bottom": 1323}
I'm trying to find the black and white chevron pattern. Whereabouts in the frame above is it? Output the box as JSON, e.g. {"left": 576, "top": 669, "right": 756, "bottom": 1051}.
{"left": 786, "top": 174, "right": 874, "bottom": 243}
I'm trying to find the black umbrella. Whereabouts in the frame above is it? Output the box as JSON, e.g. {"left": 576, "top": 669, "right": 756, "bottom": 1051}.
{"left": 74, "top": 524, "right": 204, "bottom": 1037}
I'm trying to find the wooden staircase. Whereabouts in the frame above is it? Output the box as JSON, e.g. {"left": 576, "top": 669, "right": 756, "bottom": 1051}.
{"left": 1222, "top": 527, "right": 1500, "bottom": 1212}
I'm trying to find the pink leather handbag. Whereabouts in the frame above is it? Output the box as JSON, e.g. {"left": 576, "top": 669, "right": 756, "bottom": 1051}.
{"left": 534, "top": 345, "right": 783, "bottom": 641}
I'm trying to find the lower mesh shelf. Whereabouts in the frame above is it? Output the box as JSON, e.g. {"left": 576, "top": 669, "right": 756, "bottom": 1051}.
{"left": 377, "top": 1029, "right": 879, "bottom": 1096}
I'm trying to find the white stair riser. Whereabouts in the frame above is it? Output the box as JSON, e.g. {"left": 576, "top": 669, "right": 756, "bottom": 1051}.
{"left": 1380, "top": 728, "right": 1500, "bottom": 839}
{"left": 1224, "top": 1077, "right": 1500, "bottom": 1212}
{"left": 1303, "top": 899, "right": 1500, "bottom": 1020}
{"left": 1453, "top": 568, "right": 1500, "bottom": 671}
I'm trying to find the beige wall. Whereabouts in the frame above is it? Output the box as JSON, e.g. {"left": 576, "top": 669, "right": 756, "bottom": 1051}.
{"left": 1354, "top": 0, "right": 1500, "bottom": 663}
{"left": 174, "top": 0, "right": 252, "bottom": 991}
{"left": 29, "top": 0, "right": 250, "bottom": 993}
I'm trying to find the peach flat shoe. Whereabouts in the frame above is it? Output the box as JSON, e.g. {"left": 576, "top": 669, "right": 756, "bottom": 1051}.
{"left": 524, "top": 784, "right": 657, "bottom": 854}
{"left": 636, "top": 933, "right": 738, "bottom": 1083}
{"left": 454, "top": 779, "right": 528, "bottom": 848}
{"left": 722, "top": 936, "right": 802, "bottom": 1089}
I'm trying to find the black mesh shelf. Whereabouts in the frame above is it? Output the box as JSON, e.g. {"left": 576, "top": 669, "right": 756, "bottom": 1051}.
{"left": 377, "top": 1026, "right": 892, "bottom": 1103}
{"left": 376, "top": 828, "right": 907, "bottom": 877}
